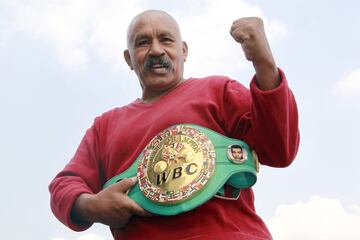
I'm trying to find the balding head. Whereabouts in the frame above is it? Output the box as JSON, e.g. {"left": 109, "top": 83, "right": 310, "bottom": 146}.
{"left": 126, "top": 10, "right": 182, "bottom": 48}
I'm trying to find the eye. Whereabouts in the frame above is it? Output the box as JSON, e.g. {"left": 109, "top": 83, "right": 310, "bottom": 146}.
{"left": 135, "top": 38, "right": 150, "bottom": 47}
{"left": 161, "top": 37, "right": 174, "bottom": 43}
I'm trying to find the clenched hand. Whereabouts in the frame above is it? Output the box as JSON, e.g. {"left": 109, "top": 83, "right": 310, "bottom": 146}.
{"left": 71, "top": 177, "right": 152, "bottom": 229}
{"left": 230, "top": 17, "right": 280, "bottom": 90}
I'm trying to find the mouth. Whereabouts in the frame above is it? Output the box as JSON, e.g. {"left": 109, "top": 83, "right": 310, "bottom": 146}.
{"left": 149, "top": 64, "right": 170, "bottom": 73}
{"left": 144, "top": 57, "right": 172, "bottom": 74}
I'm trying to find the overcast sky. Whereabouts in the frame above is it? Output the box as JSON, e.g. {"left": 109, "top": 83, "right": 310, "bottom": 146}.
{"left": 1, "top": 0, "right": 359, "bottom": 239}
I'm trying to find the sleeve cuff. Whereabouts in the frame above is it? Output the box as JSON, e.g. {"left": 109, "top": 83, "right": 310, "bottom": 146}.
{"left": 250, "top": 68, "right": 288, "bottom": 95}
{"left": 64, "top": 189, "right": 94, "bottom": 231}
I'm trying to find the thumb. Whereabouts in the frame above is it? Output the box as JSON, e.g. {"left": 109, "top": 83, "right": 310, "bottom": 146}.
{"left": 112, "top": 176, "right": 137, "bottom": 193}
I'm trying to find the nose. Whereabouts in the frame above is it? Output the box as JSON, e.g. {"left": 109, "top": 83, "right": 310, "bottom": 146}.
{"left": 149, "top": 40, "right": 165, "bottom": 56}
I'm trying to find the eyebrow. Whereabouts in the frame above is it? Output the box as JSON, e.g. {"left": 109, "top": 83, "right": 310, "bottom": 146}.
{"left": 134, "top": 30, "right": 176, "bottom": 42}
{"left": 158, "top": 31, "right": 176, "bottom": 38}
{"left": 134, "top": 34, "right": 149, "bottom": 42}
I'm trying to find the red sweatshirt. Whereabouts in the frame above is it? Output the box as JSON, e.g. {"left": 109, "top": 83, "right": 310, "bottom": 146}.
{"left": 49, "top": 70, "right": 299, "bottom": 240}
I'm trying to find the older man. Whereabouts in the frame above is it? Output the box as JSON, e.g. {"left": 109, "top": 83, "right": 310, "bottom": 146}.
{"left": 49, "top": 10, "right": 299, "bottom": 240}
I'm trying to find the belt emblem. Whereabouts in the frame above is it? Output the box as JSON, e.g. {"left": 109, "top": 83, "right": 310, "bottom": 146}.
{"left": 137, "top": 125, "right": 216, "bottom": 204}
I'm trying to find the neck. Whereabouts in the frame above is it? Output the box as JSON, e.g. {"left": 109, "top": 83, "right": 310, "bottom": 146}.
{"left": 141, "top": 79, "right": 184, "bottom": 103}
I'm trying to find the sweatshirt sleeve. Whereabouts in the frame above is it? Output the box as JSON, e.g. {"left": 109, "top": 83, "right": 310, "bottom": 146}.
{"left": 49, "top": 118, "right": 103, "bottom": 231}
{"left": 223, "top": 68, "right": 299, "bottom": 167}
{"left": 249, "top": 68, "right": 300, "bottom": 167}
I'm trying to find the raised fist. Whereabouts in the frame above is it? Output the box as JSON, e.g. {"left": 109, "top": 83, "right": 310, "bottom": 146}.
{"left": 230, "top": 17, "right": 279, "bottom": 90}
{"left": 230, "top": 17, "right": 273, "bottom": 64}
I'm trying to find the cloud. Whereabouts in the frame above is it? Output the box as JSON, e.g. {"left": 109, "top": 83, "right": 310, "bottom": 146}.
{"left": 8, "top": 0, "right": 92, "bottom": 70}
{"left": 3, "top": 0, "right": 142, "bottom": 71}
{"left": 77, "top": 233, "right": 106, "bottom": 240}
{"left": 2, "top": 0, "right": 288, "bottom": 73}
{"left": 179, "top": 0, "right": 288, "bottom": 78}
{"left": 333, "top": 68, "right": 360, "bottom": 97}
{"left": 86, "top": 1, "right": 142, "bottom": 72}
{"left": 266, "top": 196, "right": 360, "bottom": 240}
{"left": 51, "top": 233, "right": 106, "bottom": 240}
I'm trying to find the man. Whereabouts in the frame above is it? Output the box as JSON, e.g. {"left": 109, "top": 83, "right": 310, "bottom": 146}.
{"left": 49, "top": 9, "right": 299, "bottom": 240}
{"left": 229, "top": 145, "right": 245, "bottom": 163}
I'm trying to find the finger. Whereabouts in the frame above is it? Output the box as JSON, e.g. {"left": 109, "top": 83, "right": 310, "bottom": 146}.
{"left": 109, "top": 212, "right": 133, "bottom": 229}
{"left": 230, "top": 18, "right": 248, "bottom": 33}
{"left": 230, "top": 29, "right": 250, "bottom": 44}
{"left": 230, "top": 19, "right": 242, "bottom": 31}
{"left": 112, "top": 177, "right": 137, "bottom": 193}
{"left": 127, "top": 199, "right": 153, "bottom": 217}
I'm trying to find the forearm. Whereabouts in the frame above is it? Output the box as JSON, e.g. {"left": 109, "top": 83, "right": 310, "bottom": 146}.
{"left": 71, "top": 193, "right": 97, "bottom": 225}
{"left": 250, "top": 70, "right": 300, "bottom": 167}
{"left": 253, "top": 57, "right": 280, "bottom": 90}
{"left": 49, "top": 175, "right": 94, "bottom": 231}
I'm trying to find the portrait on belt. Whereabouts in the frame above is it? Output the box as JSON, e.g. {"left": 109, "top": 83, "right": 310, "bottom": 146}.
{"left": 227, "top": 144, "right": 247, "bottom": 164}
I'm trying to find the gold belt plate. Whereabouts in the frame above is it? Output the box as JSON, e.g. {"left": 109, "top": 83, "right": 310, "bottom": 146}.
{"left": 137, "top": 125, "right": 216, "bottom": 204}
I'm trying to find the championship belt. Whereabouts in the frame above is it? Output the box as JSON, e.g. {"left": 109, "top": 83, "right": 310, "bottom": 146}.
{"left": 103, "top": 124, "right": 259, "bottom": 215}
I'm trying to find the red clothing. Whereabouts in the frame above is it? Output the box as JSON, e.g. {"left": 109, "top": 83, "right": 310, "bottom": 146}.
{"left": 49, "top": 70, "right": 299, "bottom": 240}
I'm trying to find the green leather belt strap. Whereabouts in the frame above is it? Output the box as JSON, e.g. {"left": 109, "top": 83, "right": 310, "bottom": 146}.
{"left": 103, "top": 124, "right": 258, "bottom": 215}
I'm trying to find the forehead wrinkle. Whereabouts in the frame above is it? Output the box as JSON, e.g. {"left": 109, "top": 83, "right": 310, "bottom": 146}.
{"left": 127, "top": 10, "right": 182, "bottom": 47}
{"left": 133, "top": 30, "right": 176, "bottom": 45}
{"left": 135, "top": 29, "right": 176, "bottom": 40}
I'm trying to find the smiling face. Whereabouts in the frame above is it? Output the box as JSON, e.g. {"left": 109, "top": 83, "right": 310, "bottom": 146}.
{"left": 124, "top": 10, "right": 188, "bottom": 102}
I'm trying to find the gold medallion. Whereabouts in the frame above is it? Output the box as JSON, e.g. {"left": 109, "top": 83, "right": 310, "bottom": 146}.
{"left": 137, "top": 125, "right": 216, "bottom": 204}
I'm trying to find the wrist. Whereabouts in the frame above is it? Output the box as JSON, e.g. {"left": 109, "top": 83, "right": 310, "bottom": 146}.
{"left": 71, "top": 193, "right": 98, "bottom": 224}
{"left": 252, "top": 58, "right": 280, "bottom": 90}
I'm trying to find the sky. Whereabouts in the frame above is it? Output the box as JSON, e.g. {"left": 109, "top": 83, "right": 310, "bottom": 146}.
{"left": 1, "top": 0, "right": 359, "bottom": 239}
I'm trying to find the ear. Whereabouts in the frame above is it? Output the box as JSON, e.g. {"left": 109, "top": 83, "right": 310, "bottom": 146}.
{"left": 182, "top": 41, "right": 188, "bottom": 62}
{"left": 123, "top": 50, "right": 134, "bottom": 70}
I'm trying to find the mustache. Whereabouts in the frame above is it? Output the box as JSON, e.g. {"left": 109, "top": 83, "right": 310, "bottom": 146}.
{"left": 144, "top": 56, "right": 172, "bottom": 70}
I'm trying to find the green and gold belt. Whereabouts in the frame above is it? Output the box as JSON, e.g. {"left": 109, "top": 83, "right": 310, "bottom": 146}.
{"left": 103, "top": 124, "right": 259, "bottom": 215}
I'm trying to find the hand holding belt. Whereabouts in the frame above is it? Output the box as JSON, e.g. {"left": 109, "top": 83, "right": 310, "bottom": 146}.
{"left": 103, "top": 124, "right": 259, "bottom": 215}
